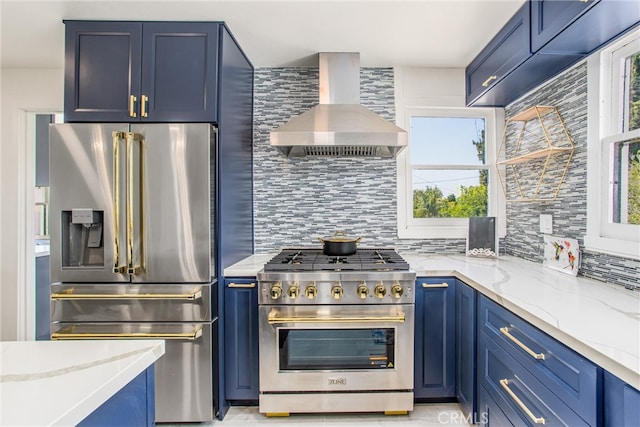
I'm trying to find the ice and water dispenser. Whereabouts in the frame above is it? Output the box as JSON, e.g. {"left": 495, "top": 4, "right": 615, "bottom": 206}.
{"left": 60, "top": 209, "right": 104, "bottom": 268}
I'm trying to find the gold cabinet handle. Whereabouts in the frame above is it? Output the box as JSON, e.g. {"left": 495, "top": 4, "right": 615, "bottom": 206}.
{"left": 482, "top": 75, "right": 497, "bottom": 87}
{"left": 112, "top": 131, "right": 126, "bottom": 274}
{"left": 228, "top": 282, "right": 256, "bottom": 288}
{"left": 125, "top": 132, "right": 144, "bottom": 274}
{"left": 422, "top": 282, "right": 449, "bottom": 288}
{"left": 129, "top": 94, "right": 137, "bottom": 118}
{"left": 268, "top": 312, "right": 405, "bottom": 324}
{"left": 500, "top": 327, "right": 545, "bottom": 360}
{"left": 52, "top": 325, "right": 203, "bottom": 341}
{"left": 141, "top": 94, "right": 148, "bottom": 118}
{"left": 51, "top": 287, "right": 202, "bottom": 301}
{"left": 500, "top": 379, "right": 546, "bottom": 424}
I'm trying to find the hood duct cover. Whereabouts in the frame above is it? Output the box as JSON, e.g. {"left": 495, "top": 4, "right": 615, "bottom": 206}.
{"left": 269, "top": 53, "right": 408, "bottom": 158}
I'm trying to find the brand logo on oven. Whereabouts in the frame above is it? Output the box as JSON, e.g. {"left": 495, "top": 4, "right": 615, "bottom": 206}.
{"left": 328, "top": 377, "right": 347, "bottom": 386}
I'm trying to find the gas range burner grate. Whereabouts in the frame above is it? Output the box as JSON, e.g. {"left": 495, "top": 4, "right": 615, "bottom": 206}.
{"left": 264, "top": 248, "right": 410, "bottom": 272}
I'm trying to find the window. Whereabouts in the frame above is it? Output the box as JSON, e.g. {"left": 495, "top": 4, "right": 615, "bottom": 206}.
{"left": 397, "top": 107, "right": 502, "bottom": 239}
{"left": 586, "top": 29, "right": 640, "bottom": 259}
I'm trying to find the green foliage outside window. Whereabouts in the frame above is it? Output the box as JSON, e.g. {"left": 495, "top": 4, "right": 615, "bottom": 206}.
{"left": 413, "top": 129, "right": 488, "bottom": 218}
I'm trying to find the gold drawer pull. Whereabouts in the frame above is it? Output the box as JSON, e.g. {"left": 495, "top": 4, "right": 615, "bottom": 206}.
{"left": 500, "top": 327, "right": 545, "bottom": 360}
{"left": 500, "top": 379, "right": 546, "bottom": 424}
{"left": 422, "top": 282, "right": 449, "bottom": 288}
{"left": 482, "top": 75, "right": 497, "bottom": 87}
{"left": 52, "top": 325, "right": 203, "bottom": 341}
{"left": 228, "top": 282, "right": 256, "bottom": 288}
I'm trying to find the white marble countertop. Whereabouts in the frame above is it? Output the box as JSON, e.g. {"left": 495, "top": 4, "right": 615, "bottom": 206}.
{"left": 224, "top": 252, "right": 640, "bottom": 390}
{"left": 0, "top": 340, "right": 165, "bottom": 426}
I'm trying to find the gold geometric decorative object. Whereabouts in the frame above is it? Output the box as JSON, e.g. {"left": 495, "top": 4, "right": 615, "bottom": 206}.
{"left": 496, "top": 105, "right": 574, "bottom": 202}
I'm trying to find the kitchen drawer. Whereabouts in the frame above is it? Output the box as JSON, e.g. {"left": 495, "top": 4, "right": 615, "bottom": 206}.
{"left": 465, "top": 2, "right": 531, "bottom": 105}
{"left": 478, "top": 295, "right": 599, "bottom": 426}
{"left": 479, "top": 331, "right": 590, "bottom": 426}
{"left": 51, "top": 283, "right": 212, "bottom": 322}
{"left": 478, "top": 384, "right": 513, "bottom": 427}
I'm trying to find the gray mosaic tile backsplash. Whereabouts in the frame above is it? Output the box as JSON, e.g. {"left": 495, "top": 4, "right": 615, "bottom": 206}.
{"left": 504, "top": 62, "right": 639, "bottom": 289}
{"left": 253, "top": 65, "right": 638, "bottom": 289}
{"left": 253, "top": 68, "right": 466, "bottom": 254}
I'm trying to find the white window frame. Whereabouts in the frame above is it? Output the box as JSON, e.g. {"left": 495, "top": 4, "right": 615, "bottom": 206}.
{"left": 397, "top": 106, "right": 504, "bottom": 239}
{"left": 585, "top": 29, "right": 640, "bottom": 260}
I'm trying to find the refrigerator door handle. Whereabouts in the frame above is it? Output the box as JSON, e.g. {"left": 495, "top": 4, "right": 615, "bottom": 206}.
{"left": 112, "top": 131, "right": 126, "bottom": 274}
{"left": 126, "top": 132, "right": 144, "bottom": 275}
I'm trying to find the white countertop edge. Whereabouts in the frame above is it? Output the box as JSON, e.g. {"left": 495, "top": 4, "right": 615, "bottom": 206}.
{"left": 53, "top": 340, "right": 165, "bottom": 427}
{"left": 1, "top": 340, "right": 165, "bottom": 427}
{"left": 453, "top": 271, "right": 640, "bottom": 392}
{"left": 223, "top": 253, "right": 640, "bottom": 390}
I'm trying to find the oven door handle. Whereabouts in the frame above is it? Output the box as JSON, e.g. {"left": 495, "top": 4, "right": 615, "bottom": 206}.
{"left": 267, "top": 311, "right": 405, "bottom": 324}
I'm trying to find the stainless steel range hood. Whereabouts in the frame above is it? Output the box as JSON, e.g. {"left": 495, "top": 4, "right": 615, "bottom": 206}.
{"left": 269, "top": 53, "right": 408, "bottom": 158}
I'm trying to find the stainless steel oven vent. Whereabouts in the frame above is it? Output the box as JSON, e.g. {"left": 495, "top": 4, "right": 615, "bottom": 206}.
{"left": 269, "top": 53, "right": 408, "bottom": 158}
{"left": 302, "top": 145, "right": 383, "bottom": 157}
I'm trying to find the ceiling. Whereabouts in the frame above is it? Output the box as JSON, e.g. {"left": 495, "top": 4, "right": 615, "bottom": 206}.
{"left": 0, "top": 0, "right": 526, "bottom": 69}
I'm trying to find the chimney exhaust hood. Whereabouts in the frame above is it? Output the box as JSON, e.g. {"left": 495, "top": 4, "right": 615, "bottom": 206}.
{"left": 269, "top": 52, "right": 408, "bottom": 158}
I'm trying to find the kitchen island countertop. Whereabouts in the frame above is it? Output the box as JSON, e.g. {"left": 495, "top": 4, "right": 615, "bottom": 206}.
{"left": 224, "top": 253, "right": 640, "bottom": 390}
{"left": 0, "top": 340, "right": 164, "bottom": 426}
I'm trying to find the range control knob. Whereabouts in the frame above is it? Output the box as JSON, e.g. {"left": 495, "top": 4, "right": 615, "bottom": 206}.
{"left": 287, "top": 283, "right": 300, "bottom": 299}
{"left": 374, "top": 282, "right": 386, "bottom": 299}
{"left": 357, "top": 283, "right": 369, "bottom": 299}
{"left": 270, "top": 282, "right": 282, "bottom": 300}
{"left": 331, "top": 284, "right": 344, "bottom": 300}
{"left": 391, "top": 282, "right": 404, "bottom": 299}
{"left": 305, "top": 283, "right": 317, "bottom": 300}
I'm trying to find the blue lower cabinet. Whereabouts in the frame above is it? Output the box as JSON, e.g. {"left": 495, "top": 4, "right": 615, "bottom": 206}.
{"left": 455, "top": 280, "right": 477, "bottom": 420}
{"left": 478, "top": 331, "right": 590, "bottom": 426}
{"left": 79, "top": 366, "right": 155, "bottom": 427}
{"left": 477, "top": 385, "right": 512, "bottom": 426}
{"left": 224, "top": 278, "right": 260, "bottom": 402}
{"left": 414, "top": 277, "right": 456, "bottom": 399}
{"left": 604, "top": 371, "right": 640, "bottom": 427}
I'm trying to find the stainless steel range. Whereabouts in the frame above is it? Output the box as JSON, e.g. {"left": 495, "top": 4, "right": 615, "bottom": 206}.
{"left": 257, "top": 248, "right": 416, "bottom": 416}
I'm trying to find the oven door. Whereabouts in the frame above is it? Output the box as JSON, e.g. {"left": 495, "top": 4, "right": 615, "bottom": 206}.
{"left": 258, "top": 304, "right": 414, "bottom": 393}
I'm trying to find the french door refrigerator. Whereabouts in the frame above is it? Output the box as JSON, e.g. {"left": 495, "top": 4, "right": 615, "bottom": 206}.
{"left": 49, "top": 123, "right": 217, "bottom": 422}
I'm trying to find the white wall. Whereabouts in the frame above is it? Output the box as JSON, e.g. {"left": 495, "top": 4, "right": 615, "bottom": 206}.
{"left": 1, "top": 68, "right": 63, "bottom": 340}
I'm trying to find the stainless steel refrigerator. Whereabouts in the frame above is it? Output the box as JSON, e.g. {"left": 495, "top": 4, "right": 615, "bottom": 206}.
{"left": 49, "top": 123, "right": 217, "bottom": 422}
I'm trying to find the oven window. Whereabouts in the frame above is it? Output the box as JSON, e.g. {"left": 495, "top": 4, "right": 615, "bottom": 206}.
{"left": 278, "top": 328, "right": 395, "bottom": 370}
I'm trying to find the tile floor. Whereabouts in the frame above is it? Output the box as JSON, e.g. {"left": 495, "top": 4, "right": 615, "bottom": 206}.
{"left": 164, "top": 403, "right": 471, "bottom": 426}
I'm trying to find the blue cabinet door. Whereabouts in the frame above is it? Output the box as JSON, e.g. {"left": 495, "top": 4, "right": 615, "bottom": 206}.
{"left": 140, "top": 22, "right": 219, "bottom": 122}
{"left": 224, "top": 278, "right": 259, "bottom": 401}
{"left": 530, "top": 0, "right": 599, "bottom": 52}
{"left": 64, "top": 21, "right": 142, "bottom": 122}
{"left": 604, "top": 371, "right": 640, "bottom": 427}
{"left": 78, "top": 366, "right": 155, "bottom": 427}
{"left": 535, "top": 0, "right": 640, "bottom": 55}
{"left": 455, "top": 279, "right": 476, "bottom": 419}
{"left": 414, "top": 277, "right": 455, "bottom": 399}
{"left": 465, "top": 3, "right": 531, "bottom": 105}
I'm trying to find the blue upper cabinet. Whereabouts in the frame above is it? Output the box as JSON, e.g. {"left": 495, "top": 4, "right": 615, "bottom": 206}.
{"left": 530, "top": 0, "right": 599, "bottom": 52}
{"left": 140, "top": 22, "right": 218, "bottom": 122}
{"left": 533, "top": 0, "right": 640, "bottom": 55}
{"left": 64, "top": 21, "right": 219, "bottom": 122}
{"left": 64, "top": 21, "right": 142, "bottom": 122}
{"left": 465, "top": 3, "right": 531, "bottom": 106}
{"left": 467, "top": 0, "right": 640, "bottom": 106}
